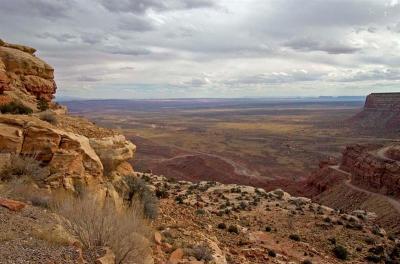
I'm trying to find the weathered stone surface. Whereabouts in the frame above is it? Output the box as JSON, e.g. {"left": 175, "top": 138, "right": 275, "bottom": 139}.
{"left": 0, "top": 115, "right": 103, "bottom": 189}
{"left": 0, "top": 123, "right": 24, "bottom": 153}
{"left": 90, "top": 135, "right": 136, "bottom": 164}
{"left": 90, "top": 135, "right": 136, "bottom": 177}
{"left": 0, "top": 39, "right": 56, "bottom": 102}
{"left": 168, "top": 248, "right": 184, "bottom": 264}
{"left": 0, "top": 197, "right": 26, "bottom": 211}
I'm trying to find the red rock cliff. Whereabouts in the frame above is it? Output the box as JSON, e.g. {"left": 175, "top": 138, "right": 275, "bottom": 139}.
{"left": 341, "top": 144, "right": 400, "bottom": 198}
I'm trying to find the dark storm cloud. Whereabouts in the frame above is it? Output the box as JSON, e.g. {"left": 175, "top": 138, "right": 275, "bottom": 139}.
{"left": 2, "top": 0, "right": 72, "bottom": 19}
{"left": 284, "top": 38, "right": 361, "bottom": 54}
{"left": 99, "top": 0, "right": 216, "bottom": 14}
{"left": 1, "top": 0, "right": 400, "bottom": 98}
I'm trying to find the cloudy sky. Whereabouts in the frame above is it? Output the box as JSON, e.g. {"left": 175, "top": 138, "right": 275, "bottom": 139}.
{"left": 1, "top": 0, "right": 400, "bottom": 99}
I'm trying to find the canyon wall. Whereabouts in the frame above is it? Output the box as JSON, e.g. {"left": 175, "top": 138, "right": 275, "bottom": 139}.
{"left": 341, "top": 144, "right": 400, "bottom": 198}
{"left": 351, "top": 93, "right": 400, "bottom": 133}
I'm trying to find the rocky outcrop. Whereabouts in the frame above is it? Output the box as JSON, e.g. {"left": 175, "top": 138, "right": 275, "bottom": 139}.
{"left": 0, "top": 114, "right": 135, "bottom": 191}
{"left": 341, "top": 144, "right": 400, "bottom": 198}
{"left": 90, "top": 135, "right": 136, "bottom": 177}
{"left": 350, "top": 93, "right": 400, "bottom": 133}
{"left": 0, "top": 39, "right": 56, "bottom": 106}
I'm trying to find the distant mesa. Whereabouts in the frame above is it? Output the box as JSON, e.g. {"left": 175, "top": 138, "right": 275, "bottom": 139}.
{"left": 0, "top": 38, "right": 57, "bottom": 111}
{"left": 350, "top": 92, "right": 400, "bottom": 133}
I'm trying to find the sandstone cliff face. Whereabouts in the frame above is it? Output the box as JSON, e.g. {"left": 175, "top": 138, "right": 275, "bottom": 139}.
{"left": 0, "top": 40, "right": 137, "bottom": 192}
{"left": 0, "top": 39, "right": 56, "bottom": 107}
{"left": 351, "top": 93, "right": 400, "bottom": 133}
{"left": 341, "top": 144, "right": 400, "bottom": 198}
{"left": 0, "top": 114, "right": 136, "bottom": 191}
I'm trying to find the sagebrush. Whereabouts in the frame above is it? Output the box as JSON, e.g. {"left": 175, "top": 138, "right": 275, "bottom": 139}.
{"left": 55, "top": 195, "right": 152, "bottom": 264}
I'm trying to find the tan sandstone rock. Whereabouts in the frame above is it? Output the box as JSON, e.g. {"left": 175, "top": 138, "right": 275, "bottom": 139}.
{"left": 0, "top": 39, "right": 56, "bottom": 104}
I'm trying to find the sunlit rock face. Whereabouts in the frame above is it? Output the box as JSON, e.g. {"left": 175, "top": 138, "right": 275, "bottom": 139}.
{"left": 0, "top": 39, "right": 56, "bottom": 102}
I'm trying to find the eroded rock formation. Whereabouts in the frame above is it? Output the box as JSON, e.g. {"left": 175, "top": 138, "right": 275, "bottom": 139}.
{"left": 351, "top": 93, "right": 400, "bottom": 133}
{"left": 341, "top": 144, "right": 400, "bottom": 198}
{"left": 0, "top": 39, "right": 56, "bottom": 106}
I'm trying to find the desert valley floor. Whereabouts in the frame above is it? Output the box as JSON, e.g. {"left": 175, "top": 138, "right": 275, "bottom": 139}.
{"left": 64, "top": 98, "right": 400, "bottom": 193}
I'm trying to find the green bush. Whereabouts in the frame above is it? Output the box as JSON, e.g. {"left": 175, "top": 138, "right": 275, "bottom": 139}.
{"left": 0, "top": 101, "right": 33, "bottom": 114}
{"left": 333, "top": 245, "right": 348, "bottom": 260}
{"left": 123, "top": 176, "right": 159, "bottom": 220}
{"left": 228, "top": 225, "right": 239, "bottom": 234}
{"left": 37, "top": 98, "right": 49, "bottom": 111}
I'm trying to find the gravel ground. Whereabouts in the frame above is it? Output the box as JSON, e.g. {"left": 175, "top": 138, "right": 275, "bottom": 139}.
{"left": 0, "top": 205, "right": 85, "bottom": 263}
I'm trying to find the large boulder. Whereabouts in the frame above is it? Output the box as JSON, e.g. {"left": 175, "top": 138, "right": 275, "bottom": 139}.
{"left": 90, "top": 135, "right": 136, "bottom": 177}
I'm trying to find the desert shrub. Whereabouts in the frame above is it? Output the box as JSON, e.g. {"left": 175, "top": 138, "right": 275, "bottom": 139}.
{"left": 289, "top": 234, "right": 301, "bottom": 242}
{"left": 155, "top": 188, "right": 168, "bottom": 199}
{"left": 265, "top": 226, "right": 272, "bottom": 232}
{"left": 175, "top": 195, "right": 185, "bottom": 204}
{"left": 365, "top": 255, "right": 381, "bottom": 263}
{"left": 228, "top": 225, "right": 239, "bottom": 234}
{"left": 0, "top": 101, "right": 33, "bottom": 114}
{"left": 37, "top": 98, "right": 49, "bottom": 111}
{"left": 185, "top": 244, "right": 213, "bottom": 261}
{"left": 302, "top": 260, "right": 312, "bottom": 264}
{"left": 368, "top": 245, "right": 384, "bottom": 255}
{"left": 123, "top": 176, "right": 159, "bottom": 220}
{"left": 195, "top": 209, "right": 206, "bottom": 215}
{"left": 328, "top": 237, "right": 336, "bottom": 245}
{"left": 55, "top": 195, "right": 152, "bottom": 264}
{"left": 30, "top": 195, "right": 51, "bottom": 208}
{"left": 267, "top": 249, "right": 276, "bottom": 257}
{"left": 39, "top": 110, "right": 58, "bottom": 125}
{"left": 0, "top": 154, "right": 47, "bottom": 181}
{"left": 217, "top": 223, "right": 226, "bottom": 229}
{"left": 333, "top": 245, "right": 348, "bottom": 260}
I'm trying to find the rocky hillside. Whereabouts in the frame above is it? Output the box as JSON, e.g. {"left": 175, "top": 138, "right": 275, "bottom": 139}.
{"left": 146, "top": 173, "right": 400, "bottom": 264}
{"left": 350, "top": 93, "right": 400, "bottom": 134}
{"left": 0, "top": 40, "right": 399, "bottom": 264}
{"left": 306, "top": 144, "right": 400, "bottom": 234}
{"left": 341, "top": 144, "right": 400, "bottom": 198}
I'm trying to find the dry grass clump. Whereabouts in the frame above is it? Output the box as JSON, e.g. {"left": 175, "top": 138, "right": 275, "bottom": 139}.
{"left": 55, "top": 195, "right": 152, "bottom": 264}
{"left": 185, "top": 244, "right": 213, "bottom": 261}
{"left": 39, "top": 110, "right": 58, "bottom": 125}
{"left": 0, "top": 154, "right": 48, "bottom": 182}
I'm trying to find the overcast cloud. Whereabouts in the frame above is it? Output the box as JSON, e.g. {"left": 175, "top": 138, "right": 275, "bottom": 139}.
{"left": 1, "top": 0, "right": 400, "bottom": 98}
